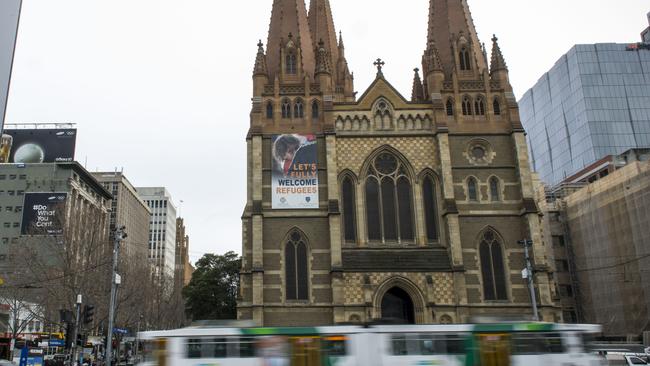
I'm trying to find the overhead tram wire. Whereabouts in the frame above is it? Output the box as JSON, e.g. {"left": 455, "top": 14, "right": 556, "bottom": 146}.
{"left": 1, "top": 259, "right": 113, "bottom": 289}
{"left": 573, "top": 252, "right": 650, "bottom": 274}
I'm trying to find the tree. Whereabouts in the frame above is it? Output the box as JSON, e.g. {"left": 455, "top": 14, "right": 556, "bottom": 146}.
{"left": 183, "top": 252, "right": 240, "bottom": 321}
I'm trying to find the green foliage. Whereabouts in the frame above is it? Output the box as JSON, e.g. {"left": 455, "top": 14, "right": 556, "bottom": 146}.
{"left": 182, "top": 251, "right": 241, "bottom": 321}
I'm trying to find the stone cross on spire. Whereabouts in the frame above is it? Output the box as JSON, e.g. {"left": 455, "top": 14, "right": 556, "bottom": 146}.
{"left": 374, "top": 58, "right": 385, "bottom": 77}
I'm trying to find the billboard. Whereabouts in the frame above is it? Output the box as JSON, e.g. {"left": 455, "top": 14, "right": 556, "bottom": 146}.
{"left": 271, "top": 134, "right": 319, "bottom": 209}
{"left": 0, "top": 0, "right": 22, "bottom": 133}
{"left": 20, "top": 193, "right": 67, "bottom": 235}
{"left": 0, "top": 129, "right": 76, "bottom": 163}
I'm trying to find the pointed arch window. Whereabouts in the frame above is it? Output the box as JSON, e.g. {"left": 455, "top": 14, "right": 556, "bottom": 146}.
{"left": 459, "top": 48, "right": 471, "bottom": 71}
{"left": 462, "top": 96, "right": 472, "bottom": 116}
{"left": 294, "top": 99, "right": 304, "bottom": 118}
{"left": 312, "top": 100, "right": 320, "bottom": 120}
{"left": 365, "top": 152, "right": 414, "bottom": 243}
{"left": 480, "top": 230, "right": 508, "bottom": 301}
{"left": 489, "top": 177, "right": 500, "bottom": 201}
{"left": 285, "top": 230, "right": 309, "bottom": 300}
{"left": 281, "top": 99, "right": 291, "bottom": 119}
{"left": 474, "top": 97, "right": 486, "bottom": 116}
{"left": 493, "top": 98, "right": 501, "bottom": 115}
{"left": 341, "top": 176, "right": 357, "bottom": 242}
{"left": 446, "top": 99, "right": 454, "bottom": 116}
{"left": 422, "top": 175, "right": 439, "bottom": 242}
{"left": 467, "top": 177, "right": 478, "bottom": 201}
{"left": 266, "top": 101, "right": 274, "bottom": 119}
{"left": 286, "top": 53, "right": 297, "bottom": 74}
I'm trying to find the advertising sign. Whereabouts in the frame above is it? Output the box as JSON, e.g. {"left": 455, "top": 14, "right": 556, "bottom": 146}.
{"left": 20, "top": 193, "right": 67, "bottom": 235}
{"left": 1, "top": 129, "right": 76, "bottom": 163}
{"left": 271, "top": 134, "right": 318, "bottom": 209}
{"left": 0, "top": 0, "right": 22, "bottom": 133}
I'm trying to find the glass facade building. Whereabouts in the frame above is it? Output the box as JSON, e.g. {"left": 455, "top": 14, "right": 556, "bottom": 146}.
{"left": 519, "top": 43, "right": 650, "bottom": 185}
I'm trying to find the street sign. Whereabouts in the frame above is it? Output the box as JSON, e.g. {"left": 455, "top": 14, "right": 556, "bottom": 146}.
{"left": 49, "top": 339, "right": 64, "bottom": 347}
{"left": 112, "top": 328, "right": 128, "bottom": 335}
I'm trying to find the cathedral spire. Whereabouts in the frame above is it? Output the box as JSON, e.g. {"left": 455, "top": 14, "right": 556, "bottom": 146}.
{"left": 426, "top": 0, "right": 487, "bottom": 74}
{"left": 266, "top": 0, "right": 315, "bottom": 80}
{"left": 308, "top": 0, "right": 339, "bottom": 69}
{"left": 490, "top": 35, "right": 508, "bottom": 73}
{"left": 253, "top": 40, "right": 268, "bottom": 76}
{"left": 411, "top": 68, "right": 425, "bottom": 102}
{"left": 315, "top": 39, "right": 332, "bottom": 75}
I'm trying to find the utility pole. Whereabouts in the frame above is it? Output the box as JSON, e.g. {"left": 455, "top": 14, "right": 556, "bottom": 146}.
{"left": 106, "top": 226, "right": 126, "bottom": 366}
{"left": 518, "top": 239, "right": 539, "bottom": 321}
{"left": 72, "top": 294, "right": 82, "bottom": 365}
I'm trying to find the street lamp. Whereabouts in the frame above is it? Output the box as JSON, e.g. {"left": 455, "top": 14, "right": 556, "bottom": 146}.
{"left": 518, "top": 239, "right": 539, "bottom": 321}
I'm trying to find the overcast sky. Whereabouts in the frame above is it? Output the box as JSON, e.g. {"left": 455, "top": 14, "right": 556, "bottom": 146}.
{"left": 6, "top": 0, "right": 649, "bottom": 264}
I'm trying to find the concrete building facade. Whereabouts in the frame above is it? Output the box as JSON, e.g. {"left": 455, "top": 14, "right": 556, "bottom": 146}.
{"left": 642, "top": 12, "right": 650, "bottom": 44}
{"left": 519, "top": 42, "right": 650, "bottom": 186}
{"left": 94, "top": 172, "right": 151, "bottom": 264}
{"left": 137, "top": 187, "right": 177, "bottom": 279}
{"left": 0, "top": 163, "right": 112, "bottom": 271}
{"left": 238, "top": 0, "right": 560, "bottom": 326}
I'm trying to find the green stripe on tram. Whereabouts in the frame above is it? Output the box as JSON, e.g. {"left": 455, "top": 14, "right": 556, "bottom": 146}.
{"left": 472, "top": 323, "right": 555, "bottom": 333}
{"left": 241, "top": 327, "right": 320, "bottom": 336}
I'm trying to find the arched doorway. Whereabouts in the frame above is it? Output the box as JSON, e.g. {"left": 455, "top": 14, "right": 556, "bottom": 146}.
{"left": 381, "top": 287, "right": 415, "bottom": 324}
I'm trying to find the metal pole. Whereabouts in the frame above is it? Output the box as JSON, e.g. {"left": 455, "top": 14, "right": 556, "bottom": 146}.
{"left": 106, "top": 227, "right": 125, "bottom": 366}
{"left": 522, "top": 240, "right": 540, "bottom": 321}
{"left": 72, "top": 294, "right": 82, "bottom": 366}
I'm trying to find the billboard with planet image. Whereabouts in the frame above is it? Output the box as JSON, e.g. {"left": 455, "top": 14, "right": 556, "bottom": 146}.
{"left": 271, "top": 134, "right": 319, "bottom": 209}
{"left": 0, "top": 128, "right": 76, "bottom": 163}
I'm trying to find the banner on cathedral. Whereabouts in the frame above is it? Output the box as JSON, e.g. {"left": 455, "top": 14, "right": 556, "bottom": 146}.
{"left": 271, "top": 134, "right": 318, "bottom": 209}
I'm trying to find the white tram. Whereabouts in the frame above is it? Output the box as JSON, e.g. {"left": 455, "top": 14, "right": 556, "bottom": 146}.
{"left": 137, "top": 322, "right": 604, "bottom": 366}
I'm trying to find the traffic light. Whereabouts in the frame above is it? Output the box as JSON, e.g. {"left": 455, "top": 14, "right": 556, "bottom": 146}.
{"left": 76, "top": 333, "right": 83, "bottom": 347}
{"left": 83, "top": 305, "right": 94, "bottom": 325}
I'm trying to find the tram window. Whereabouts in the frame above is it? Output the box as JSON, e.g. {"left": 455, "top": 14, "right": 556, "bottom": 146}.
{"left": 323, "top": 336, "right": 347, "bottom": 356}
{"left": 187, "top": 339, "right": 202, "bottom": 358}
{"left": 213, "top": 338, "right": 227, "bottom": 358}
{"left": 391, "top": 335, "right": 408, "bottom": 355}
{"left": 391, "top": 334, "right": 466, "bottom": 355}
{"left": 239, "top": 337, "right": 256, "bottom": 358}
{"left": 512, "top": 333, "right": 565, "bottom": 354}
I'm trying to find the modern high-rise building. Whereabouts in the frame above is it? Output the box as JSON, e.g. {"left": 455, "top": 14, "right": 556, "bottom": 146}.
{"left": 0, "top": 0, "right": 22, "bottom": 133}
{"left": 519, "top": 43, "right": 650, "bottom": 186}
{"left": 642, "top": 12, "right": 650, "bottom": 43}
{"left": 93, "top": 172, "right": 151, "bottom": 264}
{"left": 239, "top": 0, "right": 560, "bottom": 326}
{"left": 137, "top": 187, "right": 177, "bottom": 279}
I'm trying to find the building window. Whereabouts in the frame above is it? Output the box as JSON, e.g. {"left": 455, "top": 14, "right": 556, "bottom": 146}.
{"left": 266, "top": 101, "right": 273, "bottom": 119}
{"left": 459, "top": 48, "right": 471, "bottom": 71}
{"left": 480, "top": 229, "right": 508, "bottom": 301}
{"left": 462, "top": 96, "right": 472, "bottom": 116}
{"left": 281, "top": 99, "right": 291, "bottom": 119}
{"left": 294, "top": 98, "right": 304, "bottom": 118}
{"left": 422, "top": 175, "right": 439, "bottom": 242}
{"left": 286, "top": 53, "right": 297, "bottom": 74}
{"left": 285, "top": 230, "right": 309, "bottom": 301}
{"left": 489, "top": 177, "right": 500, "bottom": 201}
{"left": 341, "top": 176, "right": 357, "bottom": 242}
{"left": 474, "top": 96, "right": 486, "bottom": 115}
{"left": 467, "top": 177, "right": 478, "bottom": 201}
{"left": 365, "top": 152, "right": 414, "bottom": 243}
{"left": 446, "top": 99, "right": 454, "bottom": 116}
{"left": 312, "top": 100, "right": 320, "bottom": 120}
{"left": 493, "top": 98, "right": 501, "bottom": 115}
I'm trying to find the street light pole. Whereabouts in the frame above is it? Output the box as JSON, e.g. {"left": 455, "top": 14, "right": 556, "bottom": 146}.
{"left": 72, "top": 294, "right": 82, "bottom": 365}
{"left": 519, "top": 239, "right": 539, "bottom": 321}
{"left": 105, "top": 226, "right": 126, "bottom": 366}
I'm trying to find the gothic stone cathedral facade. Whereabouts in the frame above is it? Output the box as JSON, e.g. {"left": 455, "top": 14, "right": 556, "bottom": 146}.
{"left": 239, "top": 0, "right": 560, "bottom": 326}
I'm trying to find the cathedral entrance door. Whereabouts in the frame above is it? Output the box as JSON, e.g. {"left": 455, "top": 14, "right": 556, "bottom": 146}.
{"left": 380, "top": 287, "right": 415, "bottom": 324}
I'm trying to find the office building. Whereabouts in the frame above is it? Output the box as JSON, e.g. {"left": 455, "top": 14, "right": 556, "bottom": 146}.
{"left": 519, "top": 42, "right": 650, "bottom": 186}
{"left": 0, "top": 163, "right": 112, "bottom": 269}
{"left": 238, "top": 0, "right": 560, "bottom": 326}
{"left": 93, "top": 172, "right": 151, "bottom": 263}
{"left": 137, "top": 187, "right": 177, "bottom": 279}
{"left": 642, "top": 12, "right": 650, "bottom": 43}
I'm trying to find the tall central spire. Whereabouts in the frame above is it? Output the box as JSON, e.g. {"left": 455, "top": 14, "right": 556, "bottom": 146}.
{"left": 426, "top": 0, "right": 486, "bottom": 74}
{"left": 266, "top": 0, "right": 315, "bottom": 80}
{"left": 308, "top": 0, "right": 339, "bottom": 72}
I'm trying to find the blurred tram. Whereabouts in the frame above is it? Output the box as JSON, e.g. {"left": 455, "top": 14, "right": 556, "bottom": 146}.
{"left": 137, "top": 322, "right": 604, "bottom": 366}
